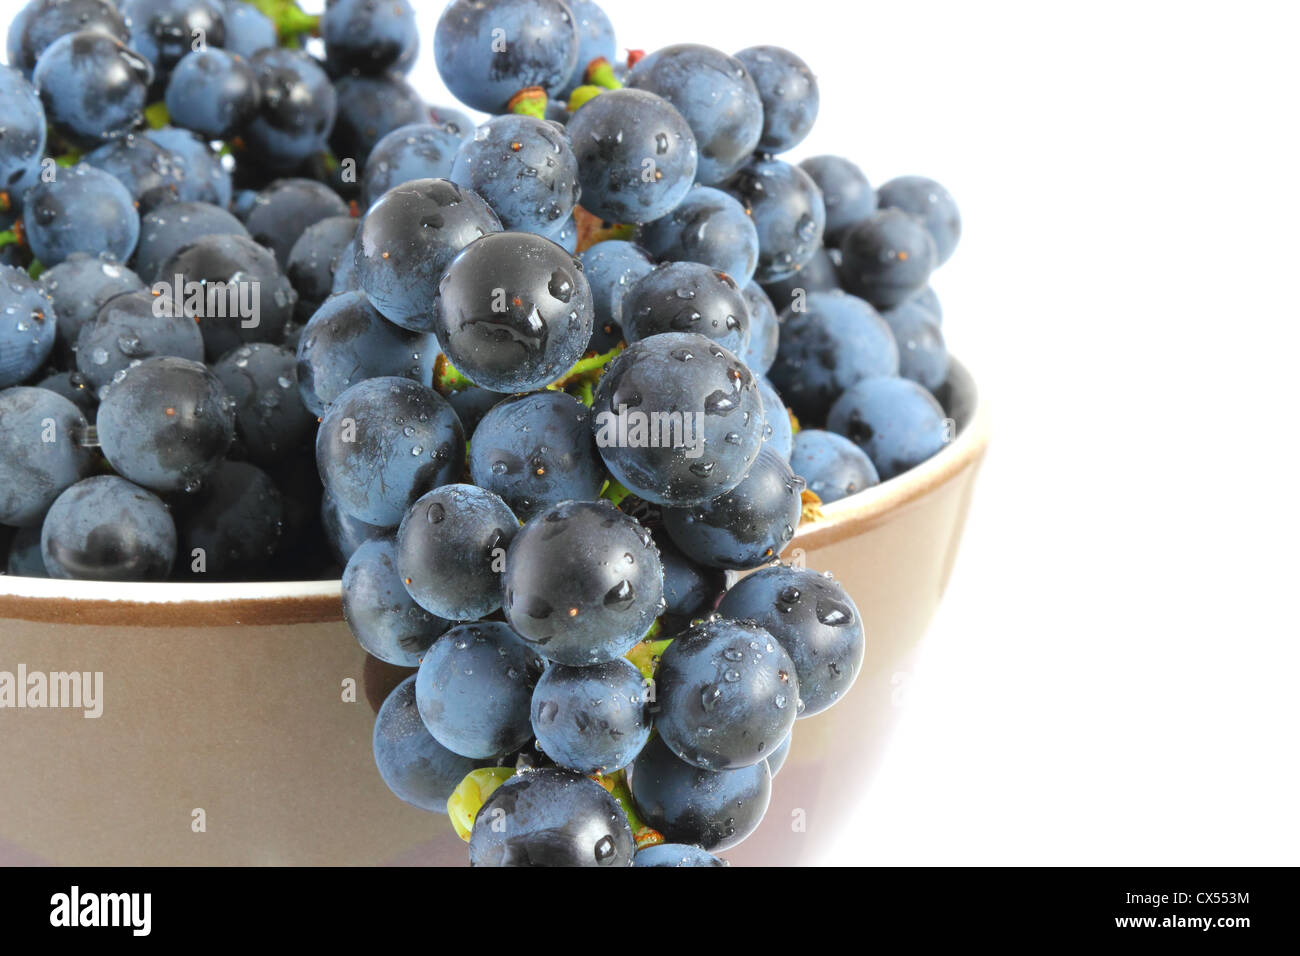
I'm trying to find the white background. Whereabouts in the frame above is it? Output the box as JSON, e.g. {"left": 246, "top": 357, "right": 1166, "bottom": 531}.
{"left": 7, "top": 0, "right": 1299, "bottom": 864}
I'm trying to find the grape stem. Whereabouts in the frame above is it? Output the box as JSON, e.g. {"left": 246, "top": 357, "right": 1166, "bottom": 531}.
{"left": 584, "top": 57, "right": 622, "bottom": 90}
{"left": 508, "top": 87, "right": 547, "bottom": 119}
{"left": 248, "top": 0, "right": 321, "bottom": 46}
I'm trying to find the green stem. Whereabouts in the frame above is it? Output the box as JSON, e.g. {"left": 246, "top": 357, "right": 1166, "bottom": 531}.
{"left": 0, "top": 229, "right": 20, "bottom": 250}
{"left": 508, "top": 87, "right": 547, "bottom": 119}
{"left": 55, "top": 150, "right": 81, "bottom": 167}
{"left": 434, "top": 354, "right": 471, "bottom": 393}
{"left": 144, "top": 102, "right": 170, "bottom": 130}
{"left": 584, "top": 57, "right": 622, "bottom": 90}
{"left": 551, "top": 345, "right": 622, "bottom": 387}
{"left": 600, "top": 478, "right": 633, "bottom": 508}
{"left": 27, "top": 259, "right": 44, "bottom": 280}
{"left": 567, "top": 85, "right": 603, "bottom": 112}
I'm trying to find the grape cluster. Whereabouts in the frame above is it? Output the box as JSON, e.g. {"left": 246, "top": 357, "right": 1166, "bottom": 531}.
{"left": 0, "top": 0, "right": 963, "bottom": 866}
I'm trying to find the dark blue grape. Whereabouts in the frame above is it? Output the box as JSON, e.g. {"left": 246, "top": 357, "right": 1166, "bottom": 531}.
{"left": 159, "top": 232, "right": 296, "bottom": 359}
{"left": 33, "top": 31, "right": 152, "bottom": 147}
{"left": 41, "top": 475, "right": 176, "bottom": 580}
{"left": 373, "top": 675, "right": 492, "bottom": 813}
{"left": 560, "top": 0, "right": 615, "bottom": 95}
{"left": 0, "top": 386, "right": 95, "bottom": 526}
{"left": 445, "top": 385, "right": 499, "bottom": 438}
{"left": 620, "top": 260, "right": 749, "bottom": 356}
{"left": 396, "top": 483, "right": 517, "bottom": 621}
{"left": 221, "top": 0, "right": 275, "bottom": 59}
{"left": 354, "top": 177, "right": 501, "bottom": 332}
{"left": 36, "top": 370, "right": 98, "bottom": 415}
{"left": 579, "top": 239, "right": 653, "bottom": 352}
{"left": 836, "top": 208, "right": 937, "bottom": 310}
{"left": 244, "top": 47, "right": 337, "bottom": 171}
{"left": 75, "top": 289, "right": 205, "bottom": 393}
{"left": 767, "top": 289, "right": 898, "bottom": 424}
{"left": 503, "top": 499, "right": 664, "bottom": 666}
{"left": 827, "top": 376, "right": 949, "bottom": 480}
{"left": 285, "top": 216, "right": 357, "bottom": 320}
{"left": 415, "top": 621, "right": 544, "bottom": 758}
{"left": 434, "top": 231, "right": 593, "bottom": 392}
{"left": 7, "top": 0, "right": 129, "bottom": 77}
{"left": 22, "top": 164, "right": 140, "bottom": 267}
{"left": 718, "top": 564, "right": 865, "bottom": 717}
{"left": 654, "top": 617, "right": 798, "bottom": 770}
{"left": 241, "top": 177, "right": 351, "bottom": 270}
{"left": 0, "top": 67, "right": 45, "bottom": 197}
{"left": 628, "top": 732, "right": 771, "bottom": 852}
{"left": 83, "top": 133, "right": 190, "bottom": 212}
{"left": 662, "top": 445, "right": 804, "bottom": 570}
{"left": 320, "top": 485, "right": 385, "bottom": 564}
{"left": 530, "top": 658, "right": 651, "bottom": 773}
{"left": 211, "top": 342, "right": 314, "bottom": 465}
{"left": 655, "top": 530, "right": 726, "bottom": 621}
{"left": 323, "top": 0, "right": 417, "bottom": 77}
{"left": 468, "top": 390, "right": 605, "bottom": 521}
{"left": 172, "top": 459, "right": 283, "bottom": 578}
{"left": 434, "top": 0, "right": 579, "bottom": 113}
{"left": 165, "top": 48, "right": 259, "bottom": 140}
{"left": 429, "top": 103, "right": 474, "bottom": 142}
{"left": 638, "top": 186, "right": 759, "bottom": 284}
{"left": 120, "top": 0, "right": 226, "bottom": 86}
{"left": 134, "top": 201, "right": 249, "bottom": 283}
{"left": 798, "top": 155, "right": 876, "bottom": 247}
{"left": 881, "top": 297, "right": 949, "bottom": 391}
{"left": 469, "top": 767, "right": 634, "bottom": 867}
{"left": 566, "top": 88, "right": 698, "bottom": 224}
{"left": 449, "top": 115, "right": 579, "bottom": 238}
{"left": 591, "top": 332, "right": 764, "bottom": 507}
{"left": 913, "top": 285, "right": 943, "bottom": 325}
{"left": 553, "top": 212, "right": 578, "bottom": 253}
{"left": 626, "top": 44, "right": 763, "bottom": 186}
{"left": 315, "top": 376, "right": 465, "bottom": 527}
{"left": 330, "top": 72, "right": 428, "bottom": 168}
{"left": 295, "top": 290, "right": 435, "bottom": 417}
{"left": 789, "top": 429, "right": 878, "bottom": 503}
{"left": 6, "top": 524, "right": 46, "bottom": 576}
{"left": 877, "top": 175, "right": 961, "bottom": 265}
{"left": 755, "top": 375, "right": 792, "bottom": 459}
{"left": 144, "top": 126, "right": 232, "bottom": 207}
{"left": 633, "top": 843, "right": 727, "bottom": 867}
{"left": 735, "top": 46, "right": 819, "bottom": 153}
{"left": 723, "top": 157, "right": 825, "bottom": 284}
{"left": 361, "top": 123, "right": 462, "bottom": 209}
{"left": 343, "top": 536, "right": 452, "bottom": 668}
{"left": 97, "top": 355, "right": 235, "bottom": 493}
{"left": 766, "top": 732, "right": 792, "bottom": 776}
{"left": 760, "top": 244, "right": 840, "bottom": 314}
{"left": 0, "top": 265, "right": 57, "bottom": 387}
{"left": 739, "top": 282, "right": 779, "bottom": 376}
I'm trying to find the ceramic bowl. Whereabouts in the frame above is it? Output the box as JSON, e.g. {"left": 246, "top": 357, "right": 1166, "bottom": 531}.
{"left": 0, "top": 361, "right": 989, "bottom": 866}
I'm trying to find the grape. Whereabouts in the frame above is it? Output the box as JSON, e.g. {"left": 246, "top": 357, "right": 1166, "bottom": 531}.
{"left": 320, "top": 486, "right": 385, "bottom": 565}
{"left": 361, "top": 123, "right": 463, "bottom": 210}
{"left": 760, "top": 245, "right": 840, "bottom": 315}
{"left": 881, "top": 298, "right": 949, "bottom": 391}
{"left": 633, "top": 843, "right": 727, "bottom": 867}
{"left": 591, "top": 333, "right": 764, "bottom": 507}
{"left": 798, "top": 155, "right": 876, "bottom": 247}
{"left": 221, "top": 0, "right": 275, "bottom": 59}
{"left": 414, "top": 621, "right": 544, "bottom": 759}
{"left": 41, "top": 475, "right": 176, "bottom": 581}
{"left": 33, "top": 31, "right": 152, "bottom": 147}
{"left": 913, "top": 285, "right": 943, "bottom": 325}
{"left": 211, "top": 342, "right": 315, "bottom": 465}
{"left": 628, "top": 733, "right": 771, "bottom": 852}
{"left": 755, "top": 375, "right": 792, "bottom": 460}
{"left": 723, "top": 157, "right": 826, "bottom": 284}
{"left": 39, "top": 255, "right": 145, "bottom": 364}
{"left": 315, "top": 376, "right": 465, "bottom": 527}
{"left": 342, "top": 537, "right": 451, "bottom": 668}
{"left": 449, "top": 114, "right": 580, "bottom": 237}
{"left": 503, "top": 499, "right": 664, "bottom": 666}
{"left": 738, "top": 282, "right": 779, "bottom": 376}
{"left": 244, "top": 48, "right": 337, "bottom": 171}
{"left": 620, "top": 261, "right": 750, "bottom": 356}
{"left": 626, "top": 44, "right": 762, "bottom": 186}
{"left": 395, "top": 483, "right": 518, "bottom": 621}
{"left": 96, "top": 355, "right": 235, "bottom": 494}
{"left": 329, "top": 72, "right": 428, "bottom": 168}
{"left": 36, "top": 370, "right": 97, "bottom": 416}
{"left": 655, "top": 530, "right": 726, "bottom": 621}
{"left": 566, "top": 88, "right": 698, "bottom": 224}
{"left": 789, "top": 429, "right": 879, "bottom": 503}
{"left": 284, "top": 216, "right": 357, "bottom": 322}
{"left": 6, "top": 524, "right": 46, "bottom": 577}
{"left": 83, "top": 134, "right": 188, "bottom": 212}
{"left": 144, "top": 126, "right": 232, "bottom": 207}
{"left": 0, "top": 386, "right": 95, "bottom": 526}
{"left": 767, "top": 289, "right": 899, "bottom": 425}
{"left": 173, "top": 460, "right": 283, "bottom": 579}
{"left": 354, "top": 178, "right": 502, "bottom": 332}
{"left": 638, "top": 186, "right": 760, "bottom": 285}
{"left": 0, "top": 66, "right": 45, "bottom": 197}
{"left": 373, "top": 675, "right": 492, "bottom": 814}
{"left": 836, "top": 208, "right": 937, "bottom": 310}
{"left": 165, "top": 48, "right": 260, "bottom": 140}
{"left": 134, "top": 201, "right": 250, "bottom": 284}
{"left": 876, "top": 175, "right": 962, "bottom": 265}
{"left": 295, "top": 290, "right": 436, "bottom": 417}
{"left": 718, "top": 564, "right": 865, "bottom": 717}
{"left": 120, "top": 0, "right": 226, "bottom": 86}
{"left": 827, "top": 376, "right": 949, "bottom": 481}
{"left": 661, "top": 445, "right": 804, "bottom": 570}
{"left": 734, "top": 46, "right": 819, "bottom": 154}
{"left": 7, "top": 0, "right": 128, "bottom": 77}
{"left": 0, "top": 265, "right": 57, "bottom": 388}
{"left": 578, "top": 239, "right": 654, "bottom": 352}
{"left": 467, "top": 390, "right": 605, "bottom": 521}
{"left": 75, "top": 289, "right": 205, "bottom": 394}
{"left": 530, "top": 658, "right": 651, "bottom": 773}
{"left": 434, "top": 0, "right": 579, "bottom": 113}
{"left": 322, "top": 0, "right": 418, "bottom": 77}
{"left": 241, "top": 178, "right": 350, "bottom": 270}
{"left": 433, "top": 231, "right": 594, "bottom": 392}
{"left": 468, "top": 768, "right": 635, "bottom": 867}
{"left": 21, "top": 164, "right": 139, "bottom": 267}
{"left": 445, "top": 385, "right": 499, "bottom": 437}
{"left": 766, "top": 732, "right": 792, "bottom": 776}
{"left": 561, "top": 0, "right": 616, "bottom": 96}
